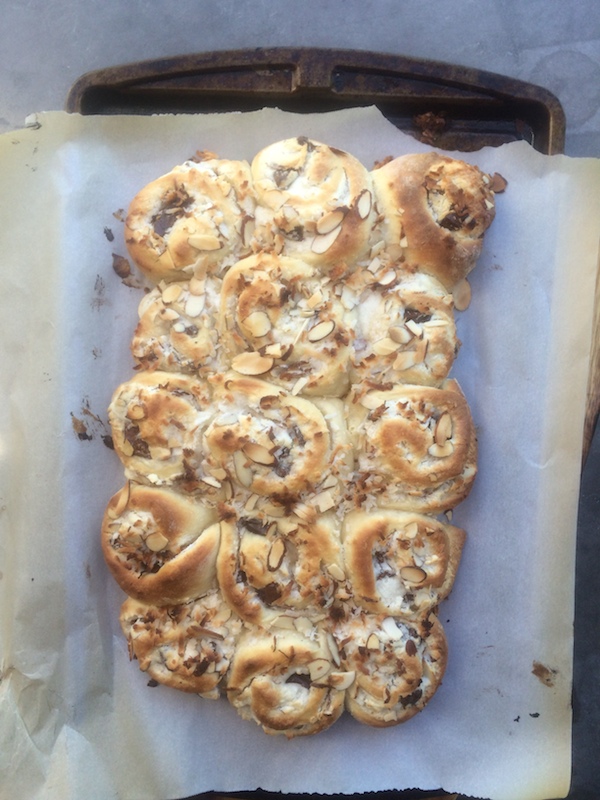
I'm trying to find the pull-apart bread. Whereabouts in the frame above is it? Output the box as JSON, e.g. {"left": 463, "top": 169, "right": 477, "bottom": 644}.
{"left": 102, "top": 138, "right": 502, "bottom": 738}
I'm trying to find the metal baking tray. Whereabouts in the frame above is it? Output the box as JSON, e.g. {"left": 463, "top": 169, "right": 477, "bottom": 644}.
{"left": 66, "top": 49, "right": 578, "bottom": 800}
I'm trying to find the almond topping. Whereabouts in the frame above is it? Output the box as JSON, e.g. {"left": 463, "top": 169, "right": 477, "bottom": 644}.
{"left": 326, "top": 632, "right": 341, "bottom": 666}
{"left": 309, "top": 658, "right": 330, "bottom": 682}
{"left": 327, "top": 563, "right": 346, "bottom": 582}
{"left": 233, "top": 450, "right": 253, "bottom": 487}
{"left": 294, "top": 617, "right": 313, "bottom": 635}
{"left": 261, "top": 501, "right": 287, "bottom": 517}
{"left": 372, "top": 337, "right": 401, "bottom": 356}
{"left": 267, "top": 537, "right": 286, "bottom": 571}
{"left": 356, "top": 189, "right": 372, "bottom": 219}
{"left": 264, "top": 343, "right": 285, "bottom": 358}
{"left": 160, "top": 307, "right": 180, "bottom": 321}
{"left": 185, "top": 293, "right": 205, "bottom": 318}
{"left": 314, "top": 489, "right": 336, "bottom": 513}
{"left": 366, "top": 633, "right": 380, "bottom": 651}
{"left": 400, "top": 565, "right": 427, "bottom": 584}
{"left": 380, "top": 617, "right": 403, "bottom": 641}
{"left": 377, "top": 269, "right": 397, "bottom": 287}
{"left": 126, "top": 404, "right": 146, "bottom": 420}
{"left": 307, "top": 319, "right": 335, "bottom": 342}
{"left": 162, "top": 283, "right": 183, "bottom": 304}
{"left": 404, "top": 521, "right": 419, "bottom": 539}
{"left": 201, "top": 475, "right": 222, "bottom": 489}
{"left": 145, "top": 531, "right": 169, "bottom": 552}
{"left": 109, "top": 483, "right": 131, "bottom": 519}
{"left": 188, "top": 276, "right": 205, "bottom": 296}
{"left": 453, "top": 278, "right": 472, "bottom": 311}
{"left": 434, "top": 412, "right": 453, "bottom": 444}
{"left": 172, "top": 321, "right": 186, "bottom": 333}
{"left": 244, "top": 493, "right": 260, "bottom": 511}
{"left": 188, "top": 234, "right": 221, "bottom": 251}
{"left": 392, "top": 350, "right": 419, "bottom": 371}
{"left": 388, "top": 325, "right": 413, "bottom": 344}
{"left": 242, "top": 442, "right": 275, "bottom": 466}
{"left": 306, "top": 289, "right": 324, "bottom": 309}
{"left": 316, "top": 208, "right": 345, "bottom": 235}
{"left": 311, "top": 225, "right": 342, "bottom": 254}
{"left": 241, "top": 310, "right": 272, "bottom": 338}
{"left": 231, "top": 352, "right": 274, "bottom": 375}
{"left": 120, "top": 439, "right": 134, "bottom": 457}
{"left": 428, "top": 441, "right": 455, "bottom": 458}
{"left": 291, "top": 376, "right": 309, "bottom": 395}
{"left": 405, "top": 319, "right": 423, "bottom": 337}
{"left": 327, "top": 671, "right": 356, "bottom": 690}
{"left": 276, "top": 518, "right": 300, "bottom": 535}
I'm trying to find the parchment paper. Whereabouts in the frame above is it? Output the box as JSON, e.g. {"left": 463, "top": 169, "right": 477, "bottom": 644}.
{"left": 1, "top": 107, "right": 600, "bottom": 800}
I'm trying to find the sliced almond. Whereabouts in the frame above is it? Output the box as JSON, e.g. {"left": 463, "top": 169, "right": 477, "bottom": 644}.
{"left": 242, "top": 442, "right": 275, "bottom": 466}
{"left": 267, "top": 537, "right": 286, "bottom": 571}
{"left": 392, "top": 350, "right": 419, "bottom": 371}
{"left": 360, "top": 392, "right": 386, "bottom": 410}
{"left": 159, "top": 307, "right": 180, "bottom": 321}
{"left": 380, "top": 617, "right": 403, "bottom": 641}
{"left": 306, "top": 288, "right": 324, "bottom": 309}
{"left": 327, "top": 563, "right": 346, "bottom": 582}
{"left": 377, "top": 269, "right": 397, "bottom": 287}
{"left": 367, "top": 256, "right": 382, "bottom": 274}
{"left": 428, "top": 441, "right": 455, "bottom": 458}
{"left": 260, "top": 501, "right": 287, "bottom": 517}
{"left": 162, "top": 283, "right": 183, "bottom": 304}
{"left": 185, "top": 293, "right": 205, "bottom": 318}
{"left": 188, "top": 234, "right": 222, "bottom": 251}
{"left": 405, "top": 319, "right": 423, "bottom": 338}
{"left": 231, "top": 352, "right": 274, "bottom": 375}
{"left": 201, "top": 475, "right": 222, "bottom": 489}
{"left": 320, "top": 473, "right": 339, "bottom": 491}
{"left": 188, "top": 276, "right": 206, "bottom": 296}
{"left": 453, "top": 278, "right": 471, "bottom": 311}
{"left": 272, "top": 615, "right": 296, "bottom": 631}
{"left": 314, "top": 489, "right": 336, "bottom": 513}
{"left": 294, "top": 617, "right": 314, "bottom": 636}
{"left": 326, "top": 632, "right": 341, "bottom": 666}
{"left": 276, "top": 518, "right": 300, "bottom": 536}
{"left": 311, "top": 224, "right": 342, "bottom": 254}
{"left": 400, "top": 565, "right": 427, "bottom": 584}
{"left": 145, "top": 531, "right": 169, "bottom": 552}
{"left": 372, "top": 337, "right": 401, "bottom": 356}
{"left": 356, "top": 189, "right": 372, "bottom": 219}
{"left": 244, "top": 493, "right": 260, "bottom": 512}
{"left": 366, "top": 633, "right": 380, "bottom": 651}
{"left": 308, "top": 658, "right": 331, "bottom": 682}
{"left": 149, "top": 446, "right": 172, "bottom": 461}
{"left": 264, "top": 342, "right": 285, "bottom": 358}
{"left": 241, "top": 310, "right": 272, "bottom": 338}
{"left": 316, "top": 208, "right": 345, "bottom": 235}
{"left": 326, "top": 671, "right": 356, "bottom": 691}
{"left": 307, "top": 319, "right": 335, "bottom": 342}
{"left": 434, "top": 411, "right": 453, "bottom": 444}
{"left": 404, "top": 521, "right": 419, "bottom": 539}
{"left": 108, "top": 482, "right": 131, "bottom": 519}
{"left": 291, "top": 376, "right": 309, "bottom": 396}
{"left": 233, "top": 450, "right": 253, "bottom": 487}
{"left": 388, "top": 325, "right": 413, "bottom": 345}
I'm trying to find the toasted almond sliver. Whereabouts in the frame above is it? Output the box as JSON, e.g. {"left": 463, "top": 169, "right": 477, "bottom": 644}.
{"left": 185, "top": 294, "right": 205, "bottom": 318}
{"left": 188, "top": 234, "right": 222, "bottom": 251}
{"left": 233, "top": 450, "right": 253, "bottom": 487}
{"left": 317, "top": 208, "right": 345, "bottom": 235}
{"left": 400, "top": 565, "right": 428, "bottom": 584}
{"left": 372, "top": 337, "right": 401, "bottom": 356}
{"left": 366, "top": 633, "right": 380, "bottom": 651}
{"left": 307, "top": 319, "right": 335, "bottom": 342}
{"left": 356, "top": 189, "right": 372, "bottom": 219}
{"left": 201, "top": 475, "right": 222, "bottom": 489}
{"left": 377, "top": 269, "right": 397, "bottom": 287}
{"left": 242, "top": 310, "right": 272, "bottom": 338}
{"left": 326, "top": 631, "right": 341, "bottom": 666}
{"left": 277, "top": 518, "right": 300, "bottom": 535}
{"left": 109, "top": 482, "right": 131, "bottom": 519}
{"left": 388, "top": 325, "right": 413, "bottom": 344}
{"left": 360, "top": 392, "right": 386, "bottom": 410}
{"left": 267, "top": 537, "right": 286, "bottom": 571}
{"left": 309, "top": 658, "right": 331, "bottom": 682}
{"left": 404, "top": 521, "right": 419, "bottom": 539}
{"left": 327, "top": 671, "right": 356, "bottom": 691}
{"left": 291, "top": 376, "right": 309, "bottom": 396}
{"left": 434, "top": 411, "right": 453, "bottom": 444}
{"left": 405, "top": 319, "right": 423, "bottom": 337}
{"left": 244, "top": 493, "right": 260, "bottom": 512}
{"left": 231, "top": 352, "right": 274, "bottom": 375}
{"left": 242, "top": 442, "right": 275, "bottom": 466}
{"left": 264, "top": 342, "right": 285, "bottom": 358}
{"left": 145, "top": 531, "right": 169, "bottom": 552}
{"left": 453, "top": 277, "right": 472, "bottom": 311}
{"left": 162, "top": 283, "right": 183, "bottom": 304}
{"left": 428, "top": 441, "right": 455, "bottom": 458}
{"left": 188, "top": 276, "right": 206, "bottom": 296}
{"left": 306, "top": 288, "right": 324, "bottom": 309}
{"left": 393, "top": 350, "right": 419, "bottom": 371}
{"left": 327, "top": 563, "right": 346, "bottom": 582}
{"left": 311, "top": 225, "right": 342, "bottom": 255}
{"left": 314, "top": 489, "right": 336, "bottom": 513}
{"left": 160, "top": 307, "right": 180, "bottom": 321}
{"left": 380, "top": 617, "right": 403, "bottom": 641}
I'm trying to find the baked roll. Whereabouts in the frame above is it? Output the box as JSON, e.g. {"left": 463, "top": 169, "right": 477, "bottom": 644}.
{"left": 251, "top": 137, "right": 375, "bottom": 269}
{"left": 371, "top": 152, "right": 496, "bottom": 290}
{"left": 101, "top": 483, "right": 221, "bottom": 605}
{"left": 347, "top": 268, "right": 458, "bottom": 386}
{"left": 108, "top": 371, "right": 222, "bottom": 495}
{"left": 217, "top": 509, "right": 344, "bottom": 628}
{"left": 203, "top": 374, "right": 352, "bottom": 505}
{"left": 342, "top": 508, "right": 465, "bottom": 618}
{"left": 219, "top": 252, "right": 353, "bottom": 397}
{"left": 130, "top": 275, "right": 223, "bottom": 376}
{"left": 125, "top": 157, "right": 256, "bottom": 283}
{"left": 346, "top": 379, "right": 477, "bottom": 513}
{"left": 226, "top": 624, "right": 352, "bottom": 737}
{"left": 335, "top": 611, "right": 447, "bottom": 727}
{"left": 119, "top": 590, "right": 243, "bottom": 698}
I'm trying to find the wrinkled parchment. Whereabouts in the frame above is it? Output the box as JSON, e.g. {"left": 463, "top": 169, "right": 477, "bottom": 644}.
{"left": 1, "top": 107, "right": 600, "bottom": 800}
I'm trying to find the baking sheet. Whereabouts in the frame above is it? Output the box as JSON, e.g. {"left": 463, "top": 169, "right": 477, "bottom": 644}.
{"left": 1, "top": 106, "right": 599, "bottom": 800}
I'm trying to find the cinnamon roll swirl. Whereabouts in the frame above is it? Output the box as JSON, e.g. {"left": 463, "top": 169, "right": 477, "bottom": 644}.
{"left": 348, "top": 269, "right": 458, "bottom": 387}
{"left": 251, "top": 137, "right": 375, "bottom": 269}
{"left": 217, "top": 508, "right": 344, "bottom": 628}
{"left": 125, "top": 157, "right": 255, "bottom": 283}
{"left": 371, "top": 152, "right": 496, "bottom": 290}
{"left": 226, "top": 624, "right": 352, "bottom": 737}
{"left": 342, "top": 508, "right": 465, "bottom": 618}
{"left": 101, "top": 483, "right": 221, "bottom": 605}
{"left": 346, "top": 379, "right": 477, "bottom": 513}
{"left": 335, "top": 611, "right": 447, "bottom": 727}
{"left": 219, "top": 252, "right": 353, "bottom": 397}
{"left": 130, "top": 275, "right": 223, "bottom": 376}
{"left": 119, "top": 590, "right": 243, "bottom": 698}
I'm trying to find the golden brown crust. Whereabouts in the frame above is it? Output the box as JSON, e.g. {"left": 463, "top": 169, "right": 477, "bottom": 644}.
{"left": 371, "top": 152, "right": 496, "bottom": 290}
{"left": 219, "top": 252, "right": 353, "bottom": 397}
{"left": 346, "top": 379, "right": 477, "bottom": 513}
{"left": 342, "top": 508, "right": 465, "bottom": 617}
{"left": 119, "top": 591, "right": 243, "bottom": 696}
{"left": 335, "top": 611, "right": 447, "bottom": 727}
{"left": 226, "top": 625, "right": 349, "bottom": 737}
{"left": 125, "top": 158, "right": 256, "bottom": 283}
{"left": 251, "top": 137, "right": 375, "bottom": 269}
{"left": 101, "top": 483, "right": 221, "bottom": 605}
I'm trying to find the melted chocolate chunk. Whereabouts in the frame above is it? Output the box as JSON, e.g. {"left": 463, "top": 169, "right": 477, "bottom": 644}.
{"left": 404, "top": 308, "right": 432, "bottom": 324}
{"left": 255, "top": 582, "right": 282, "bottom": 605}
{"left": 286, "top": 673, "right": 311, "bottom": 689}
